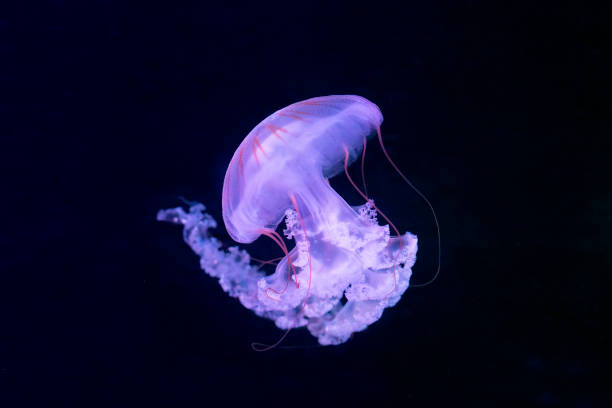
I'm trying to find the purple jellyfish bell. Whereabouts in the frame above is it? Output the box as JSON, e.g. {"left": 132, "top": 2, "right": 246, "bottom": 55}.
{"left": 158, "top": 95, "right": 418, "bottom": 347}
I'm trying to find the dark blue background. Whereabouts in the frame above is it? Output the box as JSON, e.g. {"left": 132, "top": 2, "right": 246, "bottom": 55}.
{"left": 3, "top": 1, "right": 610, "bottom": 406}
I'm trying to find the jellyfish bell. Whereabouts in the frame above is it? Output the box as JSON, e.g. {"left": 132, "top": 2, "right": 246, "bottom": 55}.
{"left": 158, "top": 95, "right": 426, "bottom": 347}
{"left": 222, "top": 95, "right": 383, "bottom": 244}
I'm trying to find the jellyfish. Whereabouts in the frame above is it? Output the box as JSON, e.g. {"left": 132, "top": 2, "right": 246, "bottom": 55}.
{"left": 158, "top": 95, "right": 419, "bottom": 347}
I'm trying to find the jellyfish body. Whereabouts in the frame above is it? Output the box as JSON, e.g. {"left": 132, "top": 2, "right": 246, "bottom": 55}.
{"left": 158, "top": 95, "right": 418, "bottom": 345}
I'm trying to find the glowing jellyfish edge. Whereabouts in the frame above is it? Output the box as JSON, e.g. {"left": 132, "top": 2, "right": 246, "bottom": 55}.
{"left": 157, "top": 200, "right": 417, "bottom": 346}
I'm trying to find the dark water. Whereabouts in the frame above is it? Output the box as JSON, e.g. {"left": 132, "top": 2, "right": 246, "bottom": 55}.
{"left": 3, "top": 1, "right": 610, "bottom": 406}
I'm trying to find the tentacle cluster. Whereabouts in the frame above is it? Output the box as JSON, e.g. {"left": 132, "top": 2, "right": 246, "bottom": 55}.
{"left": 158, "top": 201, "right": 417, "bottom": 345}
